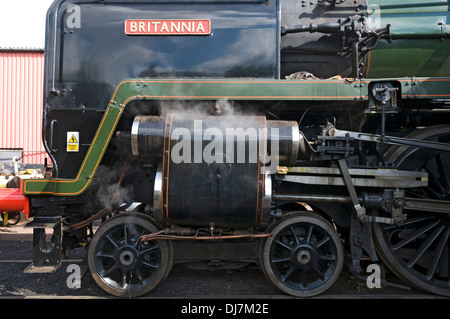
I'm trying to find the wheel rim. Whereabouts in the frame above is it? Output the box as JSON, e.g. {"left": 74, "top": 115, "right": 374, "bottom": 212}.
{"left": 374, "top": 214, "right": 450, "bottom": 295}
{"left": 262, "top": 213, "right": 343, "bottom": 297}
{"left": 88, "top": 213, "right": 172, "bottom": 297}
{"left": 374, "top": 126, "right": 450, "bottom": 296}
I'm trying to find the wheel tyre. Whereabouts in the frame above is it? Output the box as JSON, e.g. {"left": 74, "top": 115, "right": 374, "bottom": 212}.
{"left": 261, "top": 212, "right": 343, "bottom": 297}
{"left": 88, "top": 212, "right": 173, "bottom": 298}
{"left": 373, "top": 218, "right": 450, "bottom": 297}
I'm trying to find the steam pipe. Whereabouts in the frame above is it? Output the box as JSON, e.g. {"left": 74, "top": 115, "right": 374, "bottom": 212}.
{"left": 141, "top": 230, "right": 271, "bottom": 242}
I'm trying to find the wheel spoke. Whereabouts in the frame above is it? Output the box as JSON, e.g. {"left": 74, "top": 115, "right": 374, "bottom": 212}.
{"left": 426, "top": 163, "right": 446, "bottom": 197}
{"left": 141, "top": 260, "right": 160, "bottom": 269}
{"left": 306, "top": 225, "right": 313, "bottom": 244}
{"left": 392, "top": 219, "right": 440, "bottom": 251}
{"left": 123, "top": 225, "right": 129, "bottom": 245}
{"left": 271, "top": 256, "right": 291, "bottom": 263}
{"left": 402, "top": 214, "right": 437, "bottom": 227}
{"left": 121, "top": 270, "right": 128, "bottom": 288}
{"left": 313, "top": 265, "right": 325, "bottom": 280}
{"left": 318, "top": 254, "right": 336, "bottom": 262}
{"left": 275, "top": 239, "right": 293, "bottom": 251}
{"left": 289, "top": 226, "right": 300, "bottom": 245}
{"left": 426, "top": 228, "right": 450, "bottom": 280}
{"left": 407, "top": 225, "right": 444, "bottom": 268}
{"left": 301, "top": 269, "right": 307, "bottom": 287}
{"left": 383, "top": 214, "right": 436, "bottom": 232}
{"left": 96, "top": 251, "right": 114, "bottom": 259}
{"left": 106, "top": 233, "right": 119, "bottom": 248}
{"left": 316, "top": 236, "right": 330, "bottom": 249}
{"left": 131, "top": 229, "right": 146, "bottom": 249}
{"left": 101, "top": 264, "right": 118, "bottom": 277}
{"left": 281, "top": 265, "right": 295, "bottom": 283}
{"left": 139, "top": 245, "right": 158, "bottom": 256}
{"left": 133, "top": 268, "right": 145, "bottom": 285}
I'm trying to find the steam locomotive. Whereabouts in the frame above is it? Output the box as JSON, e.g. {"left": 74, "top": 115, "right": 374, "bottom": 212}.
{"left": 1, "top": 0, "right": 449, "bottom": 297}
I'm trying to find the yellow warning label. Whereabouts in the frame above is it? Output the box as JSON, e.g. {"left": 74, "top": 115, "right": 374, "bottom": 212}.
{"left": 67, "top": 132, "right": 79, "bottom": 152}
{"left": 67, "top": 144, "right": 79, "bottom": 152}
{"left": 69, "top": 134, "right": 78, "bottom": 143}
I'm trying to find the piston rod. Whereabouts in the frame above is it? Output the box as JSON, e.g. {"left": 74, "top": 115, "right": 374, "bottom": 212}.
{"left": 273, "top": 193, "right": 352, "bottom": 204}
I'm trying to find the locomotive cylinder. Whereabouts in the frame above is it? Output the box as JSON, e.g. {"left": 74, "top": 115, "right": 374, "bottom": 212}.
{"left": 131, "top": 113, "right": 300, "bottom": 228}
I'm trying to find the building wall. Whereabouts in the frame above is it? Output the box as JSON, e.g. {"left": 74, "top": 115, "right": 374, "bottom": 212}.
{"left": 0, "top": 49, "right": 46, "bottom": 165}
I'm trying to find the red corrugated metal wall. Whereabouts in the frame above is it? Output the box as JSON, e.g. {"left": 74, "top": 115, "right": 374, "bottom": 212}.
{"left": 0, "top": 50, "right": 46, "bottom": 165}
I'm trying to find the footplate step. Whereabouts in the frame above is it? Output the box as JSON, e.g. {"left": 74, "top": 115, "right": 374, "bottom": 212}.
{"left": 24, "top": 263, "right": 62, "bottom": 274}
{"left": 23, "top": 219, "right": 63, "bottom": 273}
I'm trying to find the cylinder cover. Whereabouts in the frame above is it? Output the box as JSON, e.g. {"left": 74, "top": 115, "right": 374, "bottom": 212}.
{"left": 131, "top": 113, "right": 300, "bottom": 228}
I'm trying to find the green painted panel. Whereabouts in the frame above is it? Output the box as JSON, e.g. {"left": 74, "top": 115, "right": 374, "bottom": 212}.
{"left": 364, "top": 0, "right": 450, "bottom": 78}
{"left": 111, "top": 79, "right": 365, "bottom": 103}
{"left": 365, "top": 39, "right": 450, "bottom": 78}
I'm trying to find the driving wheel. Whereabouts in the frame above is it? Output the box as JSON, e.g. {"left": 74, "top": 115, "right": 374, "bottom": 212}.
{"left": 373, "top": 125, "right": 450, "bottom": 296}
{"left": 88, "top": 212, "right": 173, "bottom": 297}
{"left": 261, "top": 212, "right": 343, "bottom": 297}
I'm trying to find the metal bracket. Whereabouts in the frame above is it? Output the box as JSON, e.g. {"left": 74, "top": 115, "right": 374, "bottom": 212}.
{"left": 370, "top": 82, "right": 399, "bottom": 142}
{"left": 24, "top": 219, "right": 63, "bottom": 273}
{"left": 348, "top": 214, "right": 378, "bottom": 274}
{"left": 337, "top": 159, "right": 408, "bottom": 225}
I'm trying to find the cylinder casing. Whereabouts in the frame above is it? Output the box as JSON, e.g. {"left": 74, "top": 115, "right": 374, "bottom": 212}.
{"left": 132, "top": 113, "right": 299, "bottom": 227}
